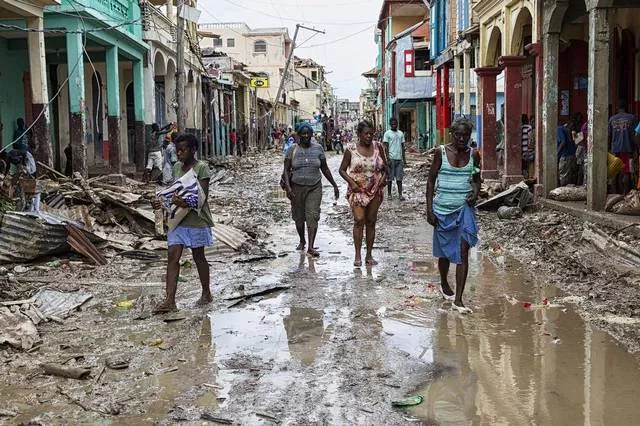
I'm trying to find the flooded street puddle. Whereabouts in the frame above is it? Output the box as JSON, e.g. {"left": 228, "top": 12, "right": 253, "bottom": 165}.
{"left": 383, "top": 252, "right": 640, "bottom": 424}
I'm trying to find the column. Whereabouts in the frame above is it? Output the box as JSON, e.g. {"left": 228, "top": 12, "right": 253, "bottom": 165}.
{"left": 442, "top": 62, "right": 451, "bottom": 144}
{"left": 499, "top": 55, "right": 527, "bottom": 184}
{"left": 133, "top": 60, "right": 146, "bottom": 172}
{"left": 587, "top": 8, "right": 610, "bottom": 211}
{"left": 526, "top": 42, "right": 544, "bottom": 195}
{"left": 106, "top": 45, "right": 121, "bottom": 173}
{"left": 475, "top": 67, "right": 502, "bottom": 180}
{"left": 143, "top": 62, "right": 155, "bottom": 172}
{"left": 453, "top": 54, "right": 461, "bottom": 116}
{"left": 66, "top": 32, "right": 87, "bottom": 178}
{"left": 27, "top": 17, "right": 52, "bottom": 168}
{"left": 166, "top": 0, "right": 174, "bottom": 20}
{"left": 463, "top": 49, "right": 471, "bottom": 115}
{"left": 542, "top": 32, "right": 560, "bottom": 196}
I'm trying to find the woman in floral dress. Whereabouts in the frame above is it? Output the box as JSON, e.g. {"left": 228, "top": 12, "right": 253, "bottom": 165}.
{"left": 339, "top": 120, "right": 387, "bottom": 267}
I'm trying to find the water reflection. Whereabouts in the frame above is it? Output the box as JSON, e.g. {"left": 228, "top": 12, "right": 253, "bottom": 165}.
{"left": 283, "top": 307, "right": 327, "bottom": 366}
{"left": 409, "top": 260, "right": 640, "bottom": 425}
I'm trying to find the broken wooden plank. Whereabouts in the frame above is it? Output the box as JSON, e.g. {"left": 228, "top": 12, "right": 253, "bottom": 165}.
{"left": 66, "top": 225, "right": 108, "bottom": 266}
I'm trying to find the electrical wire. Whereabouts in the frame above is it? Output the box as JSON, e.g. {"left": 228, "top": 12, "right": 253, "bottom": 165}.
{"left": 219, "top": 0, "right": 372, "bottom": 26}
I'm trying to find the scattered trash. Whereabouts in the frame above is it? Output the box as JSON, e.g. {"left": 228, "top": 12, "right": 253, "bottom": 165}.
{"left": 144, "top": 338, "right": 164, "bottom": 347}
{"left": 497, "top": 206, "right": 523, "bottom": 220}
{"left": 105, "top": 355, "right": 130, "bottom": 370}
{"left": 13, "top": 265, "right": 28, "bottom": 274}
{"left": 548, "top": 185, "right": 587, "bottom": 202}
{"left": 200, "top": 412, "right": 233, "bottom": 424}
{"left": 116, "top": 300, "right": 135, "bottom": 309}
{"left": 41, "top": 363, "right": 91, "bottom": 380}
{"left": 33, "top": 288, "right": 92, "bottom": 319}
{"left": 391, "top": 395, "right": 424, "bottom": 407}
{"left": 477, "top": 182, "right": 532, "bottom": 210}
{"left": 0, "top": 307, "right": 40, "bottom": 350}
{"left": 224, "top": 285, "right": 292, "bottom": 308}
{"left": 552, "top": 337, "right": 561, "bottom": 345}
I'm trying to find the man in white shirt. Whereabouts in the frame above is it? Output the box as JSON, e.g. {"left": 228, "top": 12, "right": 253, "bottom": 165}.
{"left": 383, "top": 118, "right": 406, "bottom": 200}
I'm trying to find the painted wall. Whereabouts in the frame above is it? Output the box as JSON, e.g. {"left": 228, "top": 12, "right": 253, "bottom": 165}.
{"left": 391, "top": 16, "right": 423, "bottom": 37}
{"left": 395, "top": 34, "right": 434, "bottom": 100}
{"left": 0, "top": 39, "right": 29, "bottom": 148}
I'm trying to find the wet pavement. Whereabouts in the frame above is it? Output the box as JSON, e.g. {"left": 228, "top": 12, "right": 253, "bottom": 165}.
{"left": 3, "top": 155, "right": 640, "bottom": 424}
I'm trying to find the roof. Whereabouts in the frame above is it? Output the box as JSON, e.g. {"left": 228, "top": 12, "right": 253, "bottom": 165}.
{"left": 386, "top": 19, "right": 427, "bottom": 49}
{"left": 362, "top": 67, "right": 380, "bottom": 78}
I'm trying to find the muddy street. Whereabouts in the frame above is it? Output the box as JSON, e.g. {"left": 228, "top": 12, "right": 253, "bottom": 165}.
{"left": 2, "top": 153, "right": 640, "bottom": 425}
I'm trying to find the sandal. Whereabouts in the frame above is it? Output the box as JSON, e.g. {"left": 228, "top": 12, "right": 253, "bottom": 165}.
{"left": 439, "top": 288, "right": 455, "bottom": 301}
{"left": 307, "top": 249, "right": 320, "bottom": 258}
{"left": 354, "top": 259, "right": 362, "bottom": 267}
{"left": 153, "top": 302, "right": 178, "bottom": 314}
{"left": 365, "top": 258, "right": 378, "bottom": 266}
{"left": 296, "top": 242, "right": 306, "bottom": 251}
{"left": 451, "top": 303, "right": 473, "bottom": 314}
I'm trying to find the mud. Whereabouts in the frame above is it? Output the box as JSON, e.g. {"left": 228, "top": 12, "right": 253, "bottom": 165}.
{"left": 479, "top": 207, "right": 640, "bottom": 355}
{"left": 1, "top": 152, "right": 640, "bottom": 424}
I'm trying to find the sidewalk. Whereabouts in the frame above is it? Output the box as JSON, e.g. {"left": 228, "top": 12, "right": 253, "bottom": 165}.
{"left": 539, "top": 198, "right": 640, "bottom": 236}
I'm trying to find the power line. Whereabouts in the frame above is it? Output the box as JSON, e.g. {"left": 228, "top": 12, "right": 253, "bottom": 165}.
{"left": 220, "top": 0, "right": 372, "bottom": 26}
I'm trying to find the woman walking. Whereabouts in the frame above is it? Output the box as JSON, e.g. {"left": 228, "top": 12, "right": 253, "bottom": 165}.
{"left": 426, "top": 118, "right": 480, "bottom": 314}
{"left": 283, "top": 122, "right": 340, "bottom": 257}
{"left": 339, "top": 120, "right": 387, "bottom": 267}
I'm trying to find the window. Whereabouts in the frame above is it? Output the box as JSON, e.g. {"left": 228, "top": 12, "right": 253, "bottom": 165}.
{"left": 311, "top": 70, "right": 318, "bottom": 81}
{"left": 213, "top": 38, "right": 222, "bottom": 47}
{"left": 415, "top": 48, "right": 430, "bottom": 71}
{"left": 254, "top": 40, "right": 267, "bottom": 53}
{"left": 227, "top": 38, "right": 235, "bottom": 47}
{"left": 404, "top": 50, "right": 414, "bottom": 77}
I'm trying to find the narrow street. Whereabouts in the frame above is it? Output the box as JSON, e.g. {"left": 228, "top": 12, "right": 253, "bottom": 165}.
{"left": 3, "top": 153, "right": 640, "bottom": 425}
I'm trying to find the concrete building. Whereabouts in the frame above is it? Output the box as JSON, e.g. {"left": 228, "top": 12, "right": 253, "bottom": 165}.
{"left": 198, "top": 22, "right": 294, "bottom": 129}
{"left": 377, "top": 0, "right": 434, "bottom": 148}
{"left": 140, "top": 0, "right": 203, "bottom": 169}
{"left": 0, "top": 0, "right": 58, "bottom": 168}
{"left": 289, "top": 57, "right": 329, "bottom": 121}
{"left": 539, "top": 0, "right": 640, "bottom": 211}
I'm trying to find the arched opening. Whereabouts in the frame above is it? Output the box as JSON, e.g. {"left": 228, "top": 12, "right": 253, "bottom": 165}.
{"left": 485, "top": 26, "right": 502, "bottom": 67}
{"left": 511, "top": 7, "right": 533, "bottom": 55}
{"left": 125, "top": 82, "right": 135, "bottom": 163}
{"left": 91, "top": 72, "right": 104, "bottom": 163}
{"left": 153, "top": 51, "right": 166, "bottom": 77}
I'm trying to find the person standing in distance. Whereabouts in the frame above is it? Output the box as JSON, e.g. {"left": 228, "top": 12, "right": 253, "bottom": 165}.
{"left": 383, "top": 118, "right": 406, "bottom": 200}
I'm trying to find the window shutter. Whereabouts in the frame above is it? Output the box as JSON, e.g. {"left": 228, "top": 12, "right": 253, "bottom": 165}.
{"left": 404, "top": 49, "right": 415, "bottom": 77}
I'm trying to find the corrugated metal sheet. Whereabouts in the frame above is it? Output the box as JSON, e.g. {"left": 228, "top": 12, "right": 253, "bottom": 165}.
{"left": 211, "top": 224, "right": 250, "bottom": 251}
{"left": 0, "top": 212, "right": 68, "bottom": 264}
{"left": 33, "top": 288, "right": 92, "bottom": 319}
{"left": 95, "top": 189, "right": 142, "bottom": 205}
{"left": 66, "top": 225, "right": 107, "bottom": 265}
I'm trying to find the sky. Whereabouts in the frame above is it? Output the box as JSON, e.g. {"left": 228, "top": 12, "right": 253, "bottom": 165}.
{"left": 198, "top": 0, "right": 382, "bottom": 101}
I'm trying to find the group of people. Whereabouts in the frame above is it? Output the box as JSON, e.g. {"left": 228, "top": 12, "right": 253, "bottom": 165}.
{"left": 280, "top": 117, "right": 478, "bottom": 312}
{"left": 556, "top": 101, "right": 640, "bottom": 195}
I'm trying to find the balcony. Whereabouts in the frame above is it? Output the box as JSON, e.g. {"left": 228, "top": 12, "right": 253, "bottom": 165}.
{"left": 140, "top": 1, "right": 175, "bottom": 46}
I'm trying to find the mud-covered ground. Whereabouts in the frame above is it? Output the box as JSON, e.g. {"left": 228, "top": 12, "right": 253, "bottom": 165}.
{"left": 2, "top": 151, "right": 640, "bottom": 425}
{"left": 478, "top": 207, "right": 640, "bottom": 354}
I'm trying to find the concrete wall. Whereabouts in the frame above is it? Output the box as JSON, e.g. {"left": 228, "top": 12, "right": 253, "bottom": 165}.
{"left": 290, "top": 89, "right": 320, "bottom": 119}
{"left": 0, "top": 38, "right": 29, "bottom": 148}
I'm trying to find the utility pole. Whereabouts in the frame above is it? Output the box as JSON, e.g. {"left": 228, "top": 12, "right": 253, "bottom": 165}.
{"left": 176, "top": 0, "right": 186, "bottom": 131}
{"left": 273, "top": 24, "right": 325, "bottom": 131}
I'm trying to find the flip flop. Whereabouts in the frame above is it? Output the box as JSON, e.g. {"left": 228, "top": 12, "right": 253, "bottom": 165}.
{"left": 296, "top": 242, "right": 306, "bottom": 251}
{"left": 152, "top": 303, "right": 178, "bottom": 314}
{"left": 365, "top": 258, "right": 378, "bottom": 266}
{"left": 451, "top": 304, "right": 473, "bottom": 314}
{"left": 307, "top": 249, "right": 320, "bottom": 258}
{"left": 354, "top": 259, "right": 362, "bottom": 267}
{"left": 439, "top": 288, "right": 455, "bottom": 301}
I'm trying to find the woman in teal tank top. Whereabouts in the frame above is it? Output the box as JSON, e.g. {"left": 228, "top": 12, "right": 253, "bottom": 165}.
{"left": 426, "top": 118, "right": 480, "bottom": 314}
